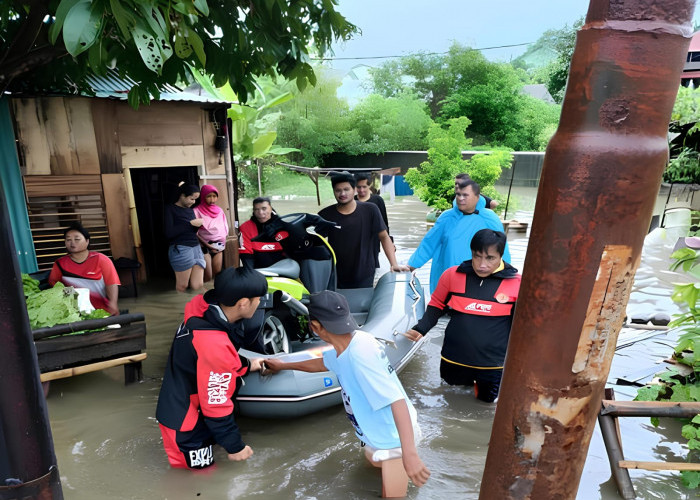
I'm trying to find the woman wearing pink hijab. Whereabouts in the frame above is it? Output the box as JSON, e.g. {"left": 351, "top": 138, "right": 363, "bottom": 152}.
{"left": 194, "top": 185, "right": 229, "bottom": 282}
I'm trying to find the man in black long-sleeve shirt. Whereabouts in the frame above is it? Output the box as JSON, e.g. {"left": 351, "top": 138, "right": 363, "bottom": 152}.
{"left": 404, "top": 229, "right": 520, "bottom": 402}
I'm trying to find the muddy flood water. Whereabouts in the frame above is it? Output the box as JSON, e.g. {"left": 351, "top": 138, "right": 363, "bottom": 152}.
{"left": 45, "top": 193, "right": 696, "bottom": 499}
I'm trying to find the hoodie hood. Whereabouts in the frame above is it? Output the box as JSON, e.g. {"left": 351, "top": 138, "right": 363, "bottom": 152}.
{"left": 459, "top": 259, "right": 519, "bottom": 279}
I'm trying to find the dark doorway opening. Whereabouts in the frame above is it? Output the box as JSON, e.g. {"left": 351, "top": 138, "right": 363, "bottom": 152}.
{"left": 131, "top": 167, "right": 199, "bottom": 278}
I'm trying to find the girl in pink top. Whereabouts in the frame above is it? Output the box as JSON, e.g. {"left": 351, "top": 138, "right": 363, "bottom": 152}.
{"left": 194, "top": 185, "right": 229, "bottom": 282}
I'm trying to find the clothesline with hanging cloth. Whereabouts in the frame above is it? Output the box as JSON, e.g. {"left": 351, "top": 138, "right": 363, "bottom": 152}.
{"left": 276, "top": 162, "right": 383, "bottom": 206}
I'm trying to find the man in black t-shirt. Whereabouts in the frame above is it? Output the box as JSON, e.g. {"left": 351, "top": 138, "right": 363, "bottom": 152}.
{"left": 354, "top": 172, "right": 392, "bottom": 268}
{"left": 319, "top": 173, "right": 409, "bottom": 288}
{"left": 354, "top": 173, "right": 389, "bottom": 230}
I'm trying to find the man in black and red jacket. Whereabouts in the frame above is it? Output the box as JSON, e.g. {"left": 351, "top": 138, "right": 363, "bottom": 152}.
{"left": 405, "top": 229, "right": 521, "bottom": 403}
{"left": 156, "top": 267, "right": 267, "bottom": 469}
{"left": 239, "top": 197, "right": 287, "bottom": 269}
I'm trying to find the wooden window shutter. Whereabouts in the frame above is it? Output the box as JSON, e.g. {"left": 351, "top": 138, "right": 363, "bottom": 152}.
{"left": 24, "top": 175, "right": 111, "bottom": 271}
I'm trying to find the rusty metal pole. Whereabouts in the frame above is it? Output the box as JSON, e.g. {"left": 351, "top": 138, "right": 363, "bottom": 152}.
{"left": 480, "top": 1, "right": 695, "bottom": 498}
{"left": 0, "top": 177, "right": 63, "bottom": 499}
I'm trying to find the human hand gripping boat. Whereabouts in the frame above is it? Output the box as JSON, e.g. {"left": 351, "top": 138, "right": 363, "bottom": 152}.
{"left": 235, "top": 213, "right": 428, "bottom": 418}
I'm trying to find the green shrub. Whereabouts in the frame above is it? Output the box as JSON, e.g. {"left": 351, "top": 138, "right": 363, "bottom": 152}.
{"left": 664, "top": 148, "right": 700, "bottom": 184}
{"left": 404, "top": 117, "right": 512, "bottom": 211}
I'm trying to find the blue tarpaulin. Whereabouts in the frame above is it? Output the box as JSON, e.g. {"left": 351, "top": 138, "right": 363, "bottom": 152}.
{"left": 394, "top": 175, "right": 414, "bottom": 196}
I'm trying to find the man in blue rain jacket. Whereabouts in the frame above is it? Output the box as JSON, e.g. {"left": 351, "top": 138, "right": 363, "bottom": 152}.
{"left": 408, "top": 179, "right": 510, "bottom": 293}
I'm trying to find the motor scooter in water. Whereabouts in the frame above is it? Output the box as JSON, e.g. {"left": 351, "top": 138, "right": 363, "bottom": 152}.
{"left": 250, "top": 213, "right": 339, "bottom": 355}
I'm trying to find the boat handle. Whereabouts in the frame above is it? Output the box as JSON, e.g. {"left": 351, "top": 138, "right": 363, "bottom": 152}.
{"left": 408, "top": 271, "right": 421, "bottom": 301}
{"left": 375, "top": 337, "right": 397, "bottom": 349}
{"left": 393, "top": 329, "right": 415, "bottom": 341}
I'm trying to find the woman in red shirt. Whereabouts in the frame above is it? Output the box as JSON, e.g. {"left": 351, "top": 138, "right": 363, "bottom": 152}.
{"left": 48, "top": 222, "right": 121, "bottom": 315}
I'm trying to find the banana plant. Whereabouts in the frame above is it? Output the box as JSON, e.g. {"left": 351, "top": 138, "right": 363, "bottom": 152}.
{"left": 190, "top": 67, "right": 298, "bottom": 162}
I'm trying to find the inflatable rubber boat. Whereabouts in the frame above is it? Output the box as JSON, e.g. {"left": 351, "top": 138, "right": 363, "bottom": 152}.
{"left": 236, "top": 270, "right": 427, "bottom": 418}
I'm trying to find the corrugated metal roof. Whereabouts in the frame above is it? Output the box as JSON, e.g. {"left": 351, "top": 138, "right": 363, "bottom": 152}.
{"left": 82, "top": 70, "right": 231, "bottom": 105}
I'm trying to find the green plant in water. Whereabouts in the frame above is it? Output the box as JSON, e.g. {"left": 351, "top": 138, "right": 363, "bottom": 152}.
{"left": 635, "top": 246, "right": 700, "bottom": 488}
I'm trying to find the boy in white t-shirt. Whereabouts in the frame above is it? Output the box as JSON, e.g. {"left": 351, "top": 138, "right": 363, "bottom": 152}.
{"left": 264, "top": 290, "right": 430, "bottom": 498}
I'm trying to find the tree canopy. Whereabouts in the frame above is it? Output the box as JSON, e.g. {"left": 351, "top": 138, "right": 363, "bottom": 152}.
{"left": 538, "top": 18, "right": 584, "bottom": 104}
{"left": 276, "top": 68, "right": 432, "bottom": 166}
{"left": 0, "top": 0, "right": 357, "bottom": 105}
{"left": 367, "top": 43, "right": 560, "bottom": 151}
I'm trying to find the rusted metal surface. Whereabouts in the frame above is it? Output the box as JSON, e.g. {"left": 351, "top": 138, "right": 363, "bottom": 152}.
{"left": 479, "top": 1, "right": 696, "bottom": 498}
{"left": 0, "top": 466, "right": 62, "bottom": 500}
{"left": 0, "top": 179, "right": 62, "bottom": 498}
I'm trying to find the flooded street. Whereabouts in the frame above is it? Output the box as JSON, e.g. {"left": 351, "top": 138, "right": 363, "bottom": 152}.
{"left": 45, "top": 192, "right": 696, "bottom": 499}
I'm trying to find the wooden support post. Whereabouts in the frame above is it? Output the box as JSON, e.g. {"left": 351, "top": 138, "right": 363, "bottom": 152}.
{"left": 39, "top": 353, "right": 147, "bottom": 383}
{"left": 313, "top": 171, "right": 320, "bottom": 206}
{"left": 601, "top": 400, "right": 700, "bottom": 418}
{"left": 598, "top": 413, "right": 636, "bottom": 499}
{"left": 124, "top": 358, "right": 144, "bottom": 385}
{"left": 619, "top": 461, "right": 700, "bottom": 471}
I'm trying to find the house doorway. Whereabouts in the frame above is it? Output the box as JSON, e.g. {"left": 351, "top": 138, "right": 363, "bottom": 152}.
{"left": 130, "top": 166, "right": 199, "bottom": 278}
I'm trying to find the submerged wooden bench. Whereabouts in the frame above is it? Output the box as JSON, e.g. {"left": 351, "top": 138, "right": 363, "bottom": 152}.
{"left": 33, "top": 313, "right": 147, "bottom": 385}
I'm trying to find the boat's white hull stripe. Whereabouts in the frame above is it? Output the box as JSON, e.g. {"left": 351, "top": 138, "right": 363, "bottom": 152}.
{"left": 237, "top": 386, "right": 342, "bottom": 402}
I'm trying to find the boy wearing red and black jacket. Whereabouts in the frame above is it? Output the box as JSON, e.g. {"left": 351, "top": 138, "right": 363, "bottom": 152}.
{"left": 405, "top": 229, "right": 521, "bottom": 403}
{"left": 156, "top": 267, "right": 267, "bottom": 469}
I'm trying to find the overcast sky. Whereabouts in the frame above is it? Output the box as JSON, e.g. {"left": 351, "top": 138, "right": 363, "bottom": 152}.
{"left": 326, "top": 0, "right": 700, "bottom": 74}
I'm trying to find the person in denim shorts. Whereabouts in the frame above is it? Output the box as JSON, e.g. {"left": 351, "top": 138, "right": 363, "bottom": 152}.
{"left": 164, "top": 182, "right": 206, "bottom": 292}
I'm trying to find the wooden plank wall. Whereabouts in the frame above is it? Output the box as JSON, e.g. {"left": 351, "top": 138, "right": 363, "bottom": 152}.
{"left": 92, "top": 100, "right": 121, "bottom": 174}
{"left": 101, "top": 174, "right": 134, "bottom": 260}
{"left": 118, "top": 101, "right": 207, "bottom": 168}
{"left": 13, "top": 97, "right": 100, "bottom": 175}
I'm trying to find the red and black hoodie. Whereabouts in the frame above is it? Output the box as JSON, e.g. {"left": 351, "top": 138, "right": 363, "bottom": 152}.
{"left": 411, "top": 260, "right": 521, "bottom": 369}
{"left": 156, "top": 303, "right": 253, "bottom": 455}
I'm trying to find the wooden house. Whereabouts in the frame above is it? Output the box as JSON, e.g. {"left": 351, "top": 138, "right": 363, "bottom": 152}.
{"left": 4, "top": 77, "right": 234, "bottom": 284}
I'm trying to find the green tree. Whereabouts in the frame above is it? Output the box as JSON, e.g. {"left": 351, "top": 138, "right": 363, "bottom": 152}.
{"left": 340, "top": 91, "right": 432, "bottom": 153}
{"left": 368, "top": 44, "right": 499, "bottom": 118}
{"left": 276, "top": 68, "right": 351, "bottom": 166}
{"left": 405, "top": 117, "right": 512, "bottom": 211}
{"left": 539, "top": 18, "right": 584, "bottom": 104}
{"left": 276, "top": 69, "right": 433, "bottom": 166}
{"left": 0, "top": 0, "right": 356, "bottom": 105}
{"left": 440, "top": 75, "right": 560, "bottom": 151}
{"left": 439, "top": 66, "right": 523, "bottom": 144}
{"left": 368, "top": 43, "right": 560, "bottom": 151}
{"left": 363, "top": 60, "right": 408, "bottom": 98}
